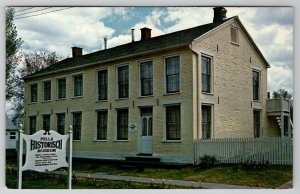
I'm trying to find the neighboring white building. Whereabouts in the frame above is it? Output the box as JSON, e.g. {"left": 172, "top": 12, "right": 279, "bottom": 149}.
{"left": 6, "top": 114, "right": 18, "bottom": 150}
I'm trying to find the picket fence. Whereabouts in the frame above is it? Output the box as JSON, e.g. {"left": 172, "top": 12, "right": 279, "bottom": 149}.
{"left": 194, "top": 137, "right": 293, "bottom": 165}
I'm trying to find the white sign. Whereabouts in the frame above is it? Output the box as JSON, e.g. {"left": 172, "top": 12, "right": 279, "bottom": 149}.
{"left": 22, "top": 130, "right": 69, "bottom": 172}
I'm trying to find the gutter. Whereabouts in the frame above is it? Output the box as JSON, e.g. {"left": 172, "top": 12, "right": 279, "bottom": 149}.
{"left": 24, "top": 43, "right": 190, "bottom": 80}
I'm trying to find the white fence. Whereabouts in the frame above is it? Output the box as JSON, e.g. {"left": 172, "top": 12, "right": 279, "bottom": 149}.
{"left": 194, "top": 137, "right": 292, "bottom": 165}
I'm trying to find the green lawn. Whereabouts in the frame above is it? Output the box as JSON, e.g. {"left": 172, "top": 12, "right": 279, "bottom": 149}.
{"left": 6, "top": 157, "right": 292, "bottom": 189}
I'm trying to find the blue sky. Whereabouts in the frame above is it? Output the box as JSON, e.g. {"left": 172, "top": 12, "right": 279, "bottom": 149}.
{"left": 12, "top": 6, "right": 293, "bottom": 94}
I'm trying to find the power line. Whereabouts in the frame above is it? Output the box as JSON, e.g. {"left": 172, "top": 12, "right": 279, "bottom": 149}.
{"left": 15, "top": 7, "right": 53, "bottom": 17}
{"left": 15, "top": 7, "right": 35, "bottom": 13}
{"left": 15, "top": 7, "right": 72, "bottom": 20}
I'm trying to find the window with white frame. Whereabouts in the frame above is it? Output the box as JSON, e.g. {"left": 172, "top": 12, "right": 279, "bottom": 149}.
{"left": 30, "top": 83, "right": 38, "bottom": 103}
{"left": 97, "top": 110, "right": 108, "bottom": 140}
{"left": 117, "top": 109, "right": 128, "bottom": 140}
{"left": 140, "top": 61, "right": 153, "bottom": 96}
{"left": 73, "top": 112, "right": 82, "bottom": 140}
{"left": 166, "top": 105, "right": 181, "bottom": 140}
{"left": 29, "top": 116, "right": 37, "bottom": 135}
{"left": 43, "top": 115, "right": 50, "bottom": 131}
{"left": 165, "top": 56, "right": 180, "bottom": 93}
{"left": 201, "top": 55, "right": 212, "bottom": 93}
{"left": 231, "top": 26, "right": 238, "bottom": 44}
{"left": 117, "top": 66, "right": 129, "bottom": 98}
{"left": 202, "top": 105, "right": 212, "bottom": 139}
{"left": 57, "top": 113, "right": 65, "bottom": 135}
{"left": 57, "top": 78, "right": 66, "bottom": 99}
{"left": 253, "top": 109, "right": 261, "bottom": 138}
{"left": 43, "top": 80, "right": 51, "bottom": 101}
{"left": 73, "top": 74, "right": 83, "bottom": 97}
{"left": 98, "top": 69, "right": 108, "bottom": 100}
{"left": 252, "top": 70, "right": 260, "bottom": 101}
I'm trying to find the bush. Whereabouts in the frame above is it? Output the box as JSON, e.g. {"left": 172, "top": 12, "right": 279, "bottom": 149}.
{"left": 198, "top": 155, "right": 217, "bottom": 169}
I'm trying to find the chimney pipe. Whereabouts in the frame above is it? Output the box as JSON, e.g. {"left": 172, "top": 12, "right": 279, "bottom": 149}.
{"left": 213, "top": 7, "right": 227, "bottom": 23}
{"left": 72, "top": 47, "right": 82, "bottom": 58}
{"left": 104, "top": 37, "right": 107, "bottom": 50}
{"left": 131, "top": 29, "right": 135, "bottom": 42}
{"left": 140, "top": 27, "right": 152, "bottom": 40}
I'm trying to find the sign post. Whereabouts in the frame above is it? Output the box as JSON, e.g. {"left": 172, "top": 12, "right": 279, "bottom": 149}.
{"left": 17, "top": 127, "right": 73, "bottom": 189}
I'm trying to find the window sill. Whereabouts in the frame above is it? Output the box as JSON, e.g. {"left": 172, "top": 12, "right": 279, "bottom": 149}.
{"left": 113, "top": 139, "right": 129, "bottom": 142}
{"left": 163, "top": 92, "right": 181, "bottom": 96}
{"left": 96, "top": 99, "right": 108, "bottom": 103}
{"left": 42, "top": 100, "right": 51, "bottom": 103}
{"left": 56, "top": 98, "right": 67, "bottom": 101}
{"left": 253, "top": 100, "right": 262, "bottom": 103}
{"left": 138, "top": 95, "right": 154, "bottom": 98}
{"left": 73, "top": 140, "right": 82, "bottom": 142}
{"left": 72, "top": 96, "right": 83, "bottom": 99}
{"left": 115, "top": 98, "right": 129, "bottom": 101}
{"left": 93, "top": 140, "right": 107, "bottom": 142}
{"left": 28, "top": 102, "right": 38, "bottom": 105}
{"left": 161, "top": 139, "right": 182, "bottom": 143}
{"left": 231, "top": 42, "right": 240, "bottom": 46}
{"left": 201, "top": 92, "right": 214, "bottom": 95}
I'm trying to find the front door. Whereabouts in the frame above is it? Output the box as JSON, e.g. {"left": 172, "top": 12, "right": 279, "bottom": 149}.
{"left": 140, "top": 116, "right": 153, "bottom": 154}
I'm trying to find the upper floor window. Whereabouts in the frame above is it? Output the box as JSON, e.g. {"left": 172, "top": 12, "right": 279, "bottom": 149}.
{"left": 29, "top": 116, "right": 37, "bottom": 135}
{"left": 140, "top": 61, "right": 153, "bottom": 96}
{"left": 201, "top": 55, "right": 212, "bottom": 93}
{"left": 117, "top": 109, "right": 128, "bottom": 140}
{"left": 9, "top": 132, "right": 17, "bottom": 140}
{"left": 202, "top": 105, "right": 212, "bottom": 139}
{"left": 231, "top": 26, "right": 238, "bottom": 44}
{"left": 73, "top": 74, "right": 83, "bottom": 97}
{"left": 165, "top": 56, "right": 180, "bottom": 93}
{"left": 98, "top": 69, "right": 108, "bottom": 100}
{"left": 253, "top": 109, "right": 261, "bottom": 138}
{"left": 252, "top": 70, "right": 260, "bottom": 101}
{"left": 117, "top": 65, "right": 129, "bottom": 98}
{"left": 73, "top": 112, "right": 82, "bottom": 140}
{"left": 43, "top": 114, "right": 50, "bottom": 131}
{"left": 30, "top": 83, "right": 38, "bottom": 103}
{"left": 57, "top": 78, "right": 66, "bottom": 99}
{"left": 43, "top": 80, "right": 51, "bottom": 101}
{"left": 57, "top": 113, "right": 65, "bottom": 135}
{"left": 166, "top": 105, "right": 181, "bottom": 140}
{"left": 97, "top": 110, "right": 108, "bottom": 140}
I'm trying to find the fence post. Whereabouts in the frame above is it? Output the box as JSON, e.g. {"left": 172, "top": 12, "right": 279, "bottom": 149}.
{"left": 68, "top": 126, "right": 73, "bottom": 189}
{"left": 17, "top": 129, "right": 24, "bottom": 189}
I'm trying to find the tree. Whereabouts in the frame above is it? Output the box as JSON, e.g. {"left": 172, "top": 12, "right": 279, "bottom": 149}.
{"left": 272, "top": 89, "right": 293, "bottom": 100}
{"left": 6, "top": 7, "right": 23, "bottom": 100}
{"left": 8, "top": 51, "right": 63, "bottom": 123}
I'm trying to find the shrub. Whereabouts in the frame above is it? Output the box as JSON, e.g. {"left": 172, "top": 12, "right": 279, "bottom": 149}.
{"left": 198, "top": 155, "right": 217, "bottom": 169}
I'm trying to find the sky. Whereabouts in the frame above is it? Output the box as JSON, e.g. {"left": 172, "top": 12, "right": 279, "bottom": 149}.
{"left": 12, "top": 6, "right": 293, "bottom": 94}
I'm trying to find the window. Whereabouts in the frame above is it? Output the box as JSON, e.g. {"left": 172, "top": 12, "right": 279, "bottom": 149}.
{"left": 231, "top": 26, "right": 238, "bottom": 44}
{"left": 117, "top": 109, "right": 128, "bottom": 140}
{"left": 201, "top": 56, "right": 212, "bottom": 93}
{"left": 166, "top": 105, "right": 181, "bottom": 140}
{"left": 43, "top": 81, "right": 51, "bottom": 101}
{"left": 253, "top": 110, "right": 261, "bottom": 138}
{"left": 98, "top": 70, "right": 108, "bottom": 100}
{"left": 253, "top": 70, "right": 260, "bottom": 101}
{"left": 73, "top": 74, "right": 83, "bottom": 97}
{"left": 10, "top": 132, "right": 17, "bottom": 140}
{"left": 97, "top": 110, "right": 108, "bottom": 140}
{"left": 57, "top": 78, "right": 66, "bottom": 99}
{"left": 118, "top": 66, "right": 129, "bottom": 98}
{"left": 29, "top": 116, "right": 37, "bottom": 135}
{"left": 140, "top": 61, "right": 153, "bottom": 96}
{"left": 165, "top": 56, "right": 180, "bottom": 93}
{"left": 57, "top": 113, "right": 65, "bottom": 135}
{"left": 202, "top": 105, "right": 212, "bottom": 139}
{"left": 73, "top": 112, "right": 82, "bottom": 140}
{"left": 30, "top": 83, "right": 38, "bottom": 103}
{"left": 43, "top": 115, "right": 50, "bottom": 131}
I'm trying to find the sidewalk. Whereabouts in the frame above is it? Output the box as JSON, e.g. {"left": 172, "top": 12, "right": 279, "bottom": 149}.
{"left": 73, "top": 172, "right": 262, "bottom": 189}
{"left": 276, "top": 180, "right": 293, "bottom": 189}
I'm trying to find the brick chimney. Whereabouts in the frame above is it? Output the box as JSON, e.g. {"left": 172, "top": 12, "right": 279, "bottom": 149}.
{"left": 140, "top": 27, "right": 152, "bottom": 40}
{"left": 213, "top": 7, "right": 227, "bottom": 23}
{"left": 72, "top": 47, "right": 82, "bottom": 58}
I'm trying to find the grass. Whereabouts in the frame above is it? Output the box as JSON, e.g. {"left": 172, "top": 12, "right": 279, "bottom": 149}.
{"left": 6, "top": 156, "right": 292, "bottom": 189}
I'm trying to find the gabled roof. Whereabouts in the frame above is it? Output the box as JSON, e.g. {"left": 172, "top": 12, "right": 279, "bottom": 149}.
{"left": 24, "top": 15, "right": 269, "bottom": 79}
